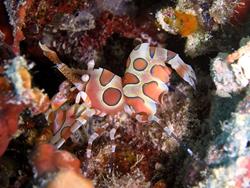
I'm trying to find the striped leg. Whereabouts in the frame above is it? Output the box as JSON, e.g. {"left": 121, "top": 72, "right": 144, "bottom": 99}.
{"left": 83, "top": 132, "right": 99, "bottom": 176}
{"left": 50, "top": 105, "right": 94, "bottom": 149}
{"left": 50, "top": 119, "right": 85, "bottom": 149}
{"left": 108, "top": 127, "right": 117, "bottom": 173}
{"left": 165, "top": 51, "right": 197, "bottom": 89}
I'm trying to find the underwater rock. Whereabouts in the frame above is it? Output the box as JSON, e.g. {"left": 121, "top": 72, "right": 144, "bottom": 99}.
{"left": 196, "top": 89, "right": 250, "bottom": 188}
{"left": 155, "top": 0, "right": 246, "bottom": 57}
{"left": 47, "top": 170, "right": 93, "bottom": 188}
{"left": 156, "top": 7, "right": 199, "bottom": 37}
{"left": 194, "top": 36, "right": 250, "bottom": 188}
{"left": 4, "top": 0, "right": 33, "bottom": 54}
{"left": 156, "top": 4, "right": 213, "bottom": 58}
{"left": 32, "top": 144, "right": 81, "bottom": 176}
{"left": 184, "top": 31, "right": 213, "bottom": 58}
{"left": 95, "top": 0, "right": 136, "bottom": 16}
{"left": 5, "top": 56, "right": 50, "bottom": 114}
{"left": 231, "top": 0, "right": 250, "bottom": 24}
{"left": 0, "top": 55, "right": 49, "bottom": 156}
{"left": 31, "top": 144, "right": 93, "bottom": 188}
{"left": 211, "top": 37, "right": 250, "bottom": 97}
{"left": 0, "top": 98, "right": 24, "bottom": 156}
{"left": 41, "top": 11, "right": 141, "bottom": 65}
{"left": 51, "top": 11, "right": 96, "bottom": 33}
{"left": 209, "top": 0, "right": 238, "bottom": 25}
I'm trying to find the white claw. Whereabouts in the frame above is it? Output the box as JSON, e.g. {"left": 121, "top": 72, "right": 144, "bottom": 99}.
{"left": 109, "top": 128, "right": 116, "bottom": 140}
{"left": 75, "top": 91, "right": 88, "bottom": 104}
{"left": 87, "top": 59, "right": 95, "bottom": 70}
{"left": 81, "top": 74, "right": 90, "bottom": 82}
{"left": 124, "top": 104, "right": 135, "bottom": 115}
{"left": 168, "top": 55, "right": 197, "bottom": 89}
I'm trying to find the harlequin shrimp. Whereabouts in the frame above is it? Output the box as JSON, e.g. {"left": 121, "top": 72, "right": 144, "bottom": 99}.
{"left": 39, "top": 42, "right": 197, "bottom": 172}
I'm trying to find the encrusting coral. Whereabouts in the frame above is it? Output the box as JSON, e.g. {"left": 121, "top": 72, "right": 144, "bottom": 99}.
{"left": 32, "top": 144, "right": 93, "bottom": 188}
{"left": 196, "top": 88, "right": 250, "bottom": 188}
{"left": 194, "top": 37, "right": 250, "bottom": 188}
{"left": 156, "top": 0, "right": 250, "bottom": 57}
{"left": 211, "top": 37, "right": 250, "bottom": 97}
{"left": 0, "top": 55, "right": 49, "bottom": 157}
{"left": 4, "top": 0, "right": 33, "bottom": 54}
{"left": 156, "top": 7, "right": 199, "bottom": 37}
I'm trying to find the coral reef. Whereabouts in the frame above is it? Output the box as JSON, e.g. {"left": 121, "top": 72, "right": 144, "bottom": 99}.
{"left": 40, "top": 10, "right": 142, "bottom": 66}
{"left": 0, "top": 55, "right": 49, "bottom": 157}
{"left": 155, "top": 0, "right": 250, "bottom": 57}
{"left": 196, "top": 88, "right": 250, "bottom": 188}
{"left": 211, "top": 37, "right": 250, "bottom": 97}
{"left": 194, "top": 37, "right": 250, "bottom": 188}
{"left": 156, "top": 7, "right": 199, "bottom": 37}
{"left": 47, "top": 170, "right": 93, "bottom": 188}
{"left": 4, "top": 0, "right": 33, "bottom": 54}
{"left": 32, "top": 144, "right": 93, "bottom": 188}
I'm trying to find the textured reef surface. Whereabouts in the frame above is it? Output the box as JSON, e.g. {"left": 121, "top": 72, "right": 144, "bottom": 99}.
{"left": 0, "top": 0, "right": 250, "bottom": 188}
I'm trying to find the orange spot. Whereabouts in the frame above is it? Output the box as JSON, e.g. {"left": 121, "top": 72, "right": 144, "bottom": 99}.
{"left": 64, "top": 105, "right": 77, "bottom": 125}
{"left": 99, "top": 69, "right": 114, "bottom": 86}
{"left": 48, "top": 112, "right": 55, "bottom": 123}
{"left": 103, "top": 88, "right": 122, "bottom": 106}
{"left": 226, "top": 52, "right": 240, "bottom": 64}
{"left": 133, "top": 58, "right": 148, "bottom": 71}
{"left": 142, "top": 81, "right": 164, "bottom": 103}
{"left": 123, "top": 72, "right": 139, "bottom": 85}
{"left": 66, "top": 105, "right": 76, "bottom": 118}
{"left": 51, "top": 95, "right": 68, "bottom": 111}
{"left": 175, "top": 11, "right": 198, "bottom": 37}
{"left": 86, "top": 71, "right": 124, "bottom": 114}
{"left": 54, "top": 110, "right": 65, "bottom": 134}
{"left": 164, "top": 66, "right": 172, "bottom": 75}
{"left": 176, "top": 64, "right": 188, "bottom": 78}
{"left": 125, "top": 97, "right": 152, "bottom": 116}
{"left": 61, "top": 126, "right": 72, "bottom": 140}
{"left": 151, "top": 65, "right": 171, "bottom": 83}
{"left": 19, "top": 66, "right": 31, "bottom": 89}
